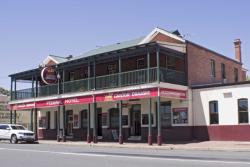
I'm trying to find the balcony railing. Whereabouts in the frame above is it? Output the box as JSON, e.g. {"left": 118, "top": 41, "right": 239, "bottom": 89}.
{"left": 12, "top": 67, "right": 186, "bottom": 100}
{"left": 13, "top": 88, "right": 34, "bottom": 100}
{"left": 38, "top": 84, "right": 58, "bottom": 97}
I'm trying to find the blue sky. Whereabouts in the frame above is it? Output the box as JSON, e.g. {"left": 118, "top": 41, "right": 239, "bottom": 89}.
{"left": 0, "top": 0, "right": 249, "bottom": 89}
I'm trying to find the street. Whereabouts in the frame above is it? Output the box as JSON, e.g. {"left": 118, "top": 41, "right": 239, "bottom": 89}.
{"left": 0, "top": 142, "right": 250, "bottom": 167}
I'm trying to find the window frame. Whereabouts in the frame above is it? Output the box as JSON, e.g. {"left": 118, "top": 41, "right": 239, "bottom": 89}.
{"left": 221, "top": 63, "right": 226, "bottom": 79}
{"left": 209, "top": 100, "right": 219, "bottom": 124}
{"left": 109, "top": 108, "right": 119, "bottom": 128}
{"left": 234, "top": 68, "right": 239, "bottom": 82}
{"left": 210, "top": 59, "right": 216, "bottom": 77}
{"left": 238, "top": 98, "right": 248, "bottom": 124}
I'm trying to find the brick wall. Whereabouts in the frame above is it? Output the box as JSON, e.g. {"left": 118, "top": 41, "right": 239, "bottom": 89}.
{"left": 187, "top": 42, "right": 244, "bottom": 86}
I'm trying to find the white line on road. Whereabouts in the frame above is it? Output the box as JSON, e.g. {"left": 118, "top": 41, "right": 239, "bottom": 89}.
{"left": 0, "top": 147, "right": 250, "bottom": 165}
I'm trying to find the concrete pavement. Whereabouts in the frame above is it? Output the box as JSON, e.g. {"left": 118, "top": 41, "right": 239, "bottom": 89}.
{"left": 38, "top": 140, "right": 250, "bottom": 152}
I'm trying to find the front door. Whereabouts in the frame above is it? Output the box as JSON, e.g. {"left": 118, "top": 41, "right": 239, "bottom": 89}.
{"left": 130, "top": 104, "right": 141, "bottom": 136}
{"left": 97, "top": 108, "right": 102, "bottom": 136}
{"left": 66, "top": 110, "right": 73, "bottom": 136}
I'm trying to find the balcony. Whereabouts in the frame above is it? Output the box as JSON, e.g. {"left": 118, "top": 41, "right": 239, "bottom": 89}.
{"left": 12, "top": 67, "right": 186, "bottom": 100}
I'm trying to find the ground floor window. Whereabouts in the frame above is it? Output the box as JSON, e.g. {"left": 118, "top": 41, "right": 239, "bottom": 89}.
{"left": 109, "top": 108, "right": 119, "bottom": 128}
{"left": 142, "top": 114, "right": 154, "bottom": 125}
{"left": 173, "top": 108, "right": 188, "bottom": 124}
{"left": 80, "top": 110, "right": 88, "bottom": 128}
{"left": 160, "top": 102, "right": 171, "bottom": 127}
{"left": 238, "top": 98, "right": 248, "bottom": 123}
{"left": 209, "top": 101, "right": 219, "bottom": 124}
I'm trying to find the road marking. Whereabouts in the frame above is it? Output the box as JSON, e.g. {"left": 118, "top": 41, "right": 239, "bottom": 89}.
{"left": 1, "top": 147, "right": 250, "bottom": 165}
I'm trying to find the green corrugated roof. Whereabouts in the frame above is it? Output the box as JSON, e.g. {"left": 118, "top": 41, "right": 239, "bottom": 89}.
{"left": 72, "top": 37, "right": 144, "bottom": 61}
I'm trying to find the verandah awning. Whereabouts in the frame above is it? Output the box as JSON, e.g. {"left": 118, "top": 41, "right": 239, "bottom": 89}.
{"left": 10, "top": 87, "right": 187, "bottom": 110}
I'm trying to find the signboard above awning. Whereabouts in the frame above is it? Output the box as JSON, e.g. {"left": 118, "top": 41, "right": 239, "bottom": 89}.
{"left": 10, "top": 87, "right": 187, "bottom": 110}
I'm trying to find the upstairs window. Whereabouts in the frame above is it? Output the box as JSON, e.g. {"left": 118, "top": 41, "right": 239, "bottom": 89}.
{"left": 221, "top": 63, "right": 226, "bottom": 79}
{"left": 234, "top": 68, "right": 239, "bottom": 82}
{"left": 210, "top": 59, "right": 216, "bottom": 77}
{"left": 238, "top": 98, "right": 248, "bottom": 123}
{"left": 209, "top": 101, "right": 219, "bottom": 124}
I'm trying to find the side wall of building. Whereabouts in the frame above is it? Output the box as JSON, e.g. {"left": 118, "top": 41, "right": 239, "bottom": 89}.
{"left": 187, "top": 42, "right": 244, "bottom": 86}
{"left": 192, "top": 84, "right": 250, "bottom": 141}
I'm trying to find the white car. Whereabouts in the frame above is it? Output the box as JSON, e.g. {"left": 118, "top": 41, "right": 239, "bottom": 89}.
{"left": 0, "top": 124, "right": 36, "bottom": 144}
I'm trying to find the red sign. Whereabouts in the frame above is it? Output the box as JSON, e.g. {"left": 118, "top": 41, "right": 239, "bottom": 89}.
{"left": 172, "top": 107, "right": 188, "bottom": 112}
{"left": 95, "top": 88, "right": 158, "bottom": 102}
{"left": 11, "top": 102, "right": 35, "bottom": 110}
{"left": 64, "top": 96, "right": 93, "bottom": 105}
{"left": 41, "top": 67, "right": 57, "bottom": 85}
{"left": 160, "top": 88, "right": 187, "bottom": 99}
{"left": 36, "top": 99, "right": 63, "bottom": 108}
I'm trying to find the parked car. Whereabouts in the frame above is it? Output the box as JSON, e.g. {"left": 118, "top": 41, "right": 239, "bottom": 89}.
{"left": 0, "top": 124, "right": 36, "bottom": 144}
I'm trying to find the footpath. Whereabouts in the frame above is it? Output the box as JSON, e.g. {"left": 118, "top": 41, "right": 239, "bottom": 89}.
{"left": 39, "top": 140, "right": 250, "bottom": 152}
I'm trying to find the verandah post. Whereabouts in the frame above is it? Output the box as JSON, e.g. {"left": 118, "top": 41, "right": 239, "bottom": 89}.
{"left": 119, "top": 100, "right": 123, "bottom": 144}
{"left": 62, "top": 105, "right": 66, "bottom": 142}
{"left": 93, "top": 102, "right": 97, "bottom": 143}
{"left": 157, "top": 95, "right": 162, "bottom": 146}
{"left": 147, "top": 48, "right": 150, "bottom": 83}
{"left": 87, "top": 103, "right": 91, "bottom": 143}
{"left": 148, "top": 98, "right": 152, "bottom": 145}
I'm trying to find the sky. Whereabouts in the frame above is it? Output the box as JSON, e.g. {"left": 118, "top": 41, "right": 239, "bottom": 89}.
{"left": 0, "top": 0, "right": 249, "bottom": 89}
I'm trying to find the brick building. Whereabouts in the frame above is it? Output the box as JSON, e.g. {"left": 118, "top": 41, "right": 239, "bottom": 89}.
{"left": 8, "top": 27, "right": 248, "bottom": 145}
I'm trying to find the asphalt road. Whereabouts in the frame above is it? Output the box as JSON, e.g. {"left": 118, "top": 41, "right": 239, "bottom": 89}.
{"left": 1, "top": 141, "right": 250, "bottom": 167}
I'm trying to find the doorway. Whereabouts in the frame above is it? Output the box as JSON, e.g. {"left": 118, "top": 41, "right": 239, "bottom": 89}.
{"left": 97, "top": 108, "right": 102, "bottom": 136}
{"left": 66, "top": 110, "right": 73, "bottom": 136}
{"left": 130, "top": 104, "right": 141, "bottom": 136}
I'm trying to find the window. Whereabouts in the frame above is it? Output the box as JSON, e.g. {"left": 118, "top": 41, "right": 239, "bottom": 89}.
{"left": 156, "top": 102, "right": 171, "bottom": 127}
{"left": 122, "top": 115, "right": 128, "bottom": 126}
{"left": 210, "top": 59, "right": 216, "bottom": 77}
{"left": 109, "top": 108, "right": 119, "bottom": 128}
{"left": 234, "top": 68, "right": 238, "bottom": 82}
{"left": 221, "top": 63, "right": 226, "bottom": 79}
{"left": 46, "top": 111, "right": 50, "bottom": 129}
{"left": 137, "top": 58, "right": 146, "bottom": 69}
{"left": 107, "top": 64, "right": 117, "bottom": 74}
{"left": 54, "top": 111, "right": 57, "bottom": 129}
{"left": 80, "top": 110, "right": 88, "bottom": 128}
{"left": 238, "top": 99, "right": 248, "bottom": 123}
{"left": 209, "top": 101, "right": 219, "bottom": 124}
{"left": 173, "top": 108, "right": 188, "bottom": 124}
{"left": 142, "top": 114, "right": 154, "bottom": 125}
{"left": 167, "top": 56, "right": 185, "bottom": 71}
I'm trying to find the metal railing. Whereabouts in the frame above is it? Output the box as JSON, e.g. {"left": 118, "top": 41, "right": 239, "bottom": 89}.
{"left": 12, "top": 67, "right": 186, "bottom": 100}
{"left": 13, "top": 88, "right": 34, "bottom": 100}
{"left": 160, "top": 68, "right": 186, "bottom": 85}
{"left": 38, "top": 84, "right": 58, "bottom": 97}
{"left": 63, "top": 78, "right": 89, "bottom": 93}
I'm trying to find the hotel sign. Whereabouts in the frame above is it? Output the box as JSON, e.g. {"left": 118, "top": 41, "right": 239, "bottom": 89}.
{"left": 11, "top": 102, "right": 35, "bottom": 110}
{"left": 41, "top": 67, "right": 57, "bottom": 85}
{"left": 36, "top": 99, "right": 63, "bottom": 108}
{"left": 10, "top": 87, "right": 187, "bottom": 110}
{"left": 160, "top": 88, "right": 187, "bottom": 99}
{"left": 95, "top": 88, "right": 158, "bottom": 102}
{"left": 64, "top": 96, "right": 93, "bottom": 105}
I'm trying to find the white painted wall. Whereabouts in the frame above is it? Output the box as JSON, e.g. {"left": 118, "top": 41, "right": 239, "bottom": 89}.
{"left": 193, "top": 84, "right": 250, "bottom": 126}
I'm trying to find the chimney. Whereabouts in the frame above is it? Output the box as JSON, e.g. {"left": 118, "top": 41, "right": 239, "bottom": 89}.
{"left": 234, "top": 39, "right": 242, "bottom": 63}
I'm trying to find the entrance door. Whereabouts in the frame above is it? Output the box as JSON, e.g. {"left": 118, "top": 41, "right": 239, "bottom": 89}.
{"left": 130, "top": 104, "right": 141, "bottom": 136}
{"left": 97, "top": 108, "right": 102, "bottom": 136}
{"left": 66, "top": 110, "right": 73, "bottom": 136}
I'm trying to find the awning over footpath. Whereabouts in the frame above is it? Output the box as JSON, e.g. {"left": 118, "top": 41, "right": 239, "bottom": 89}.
{"left": 10, "top": 87, "right": 187, "bottom": 110}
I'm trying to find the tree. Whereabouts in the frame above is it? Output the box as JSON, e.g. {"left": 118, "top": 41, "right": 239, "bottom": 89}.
{"left": 247, "top": 76, "right": 250, "bottom": 81}
{"left": 0, "top": 87, "right": 9, "bottom": 96}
